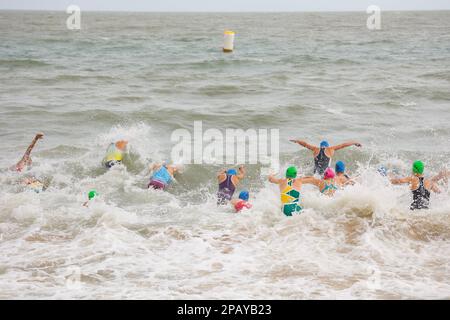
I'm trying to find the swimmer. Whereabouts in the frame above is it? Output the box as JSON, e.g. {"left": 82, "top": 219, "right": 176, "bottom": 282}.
{"left": 335, "top": 161, "right": 354, "bottom": 187}
{"left": 302, "top": 168, "right": 339, "bottom": 197}
{"left": 83, "top": 190, "right": 98, "bottom": 207}
{"left": 102, "top": 140, "right": 128, "bottom": 169}
{"left": 11, "top": 133, "right": 44, "bottom": 172}
{"left": 230, "top": 190, "right": 252, "bottom": 213}
{"left": 290, "top": 139, "right": 362, "bottom": 175}
{"left": 22, "top": 177, "right": 45, "bottom": 193}
{"left": 217, "top": 166, "right": 245, "bottom": 205}
{"left": 377, "top": 166, "right": 388, "bottom": 177}
{"left": 390, "top": 161, "right": 441, "bottom": 210}
{"left": 269, "top": 166, "right": 305, "bottom": 216}
{"left": 148, "top": 163, "right": 178, "bottom": 190}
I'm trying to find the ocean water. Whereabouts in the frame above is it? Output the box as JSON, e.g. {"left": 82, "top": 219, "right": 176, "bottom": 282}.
{"left": 0, "top": 11, "right": 449, "bottom": 299}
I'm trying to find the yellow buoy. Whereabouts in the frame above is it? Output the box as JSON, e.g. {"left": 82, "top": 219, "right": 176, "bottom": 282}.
{"left": 223, "top": 30, "right": 235, "bottom": 53}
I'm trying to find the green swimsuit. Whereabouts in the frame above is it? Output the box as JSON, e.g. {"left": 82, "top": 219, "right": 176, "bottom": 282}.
{"left": 281, "top": 179, "right": 302, "bottom": 216}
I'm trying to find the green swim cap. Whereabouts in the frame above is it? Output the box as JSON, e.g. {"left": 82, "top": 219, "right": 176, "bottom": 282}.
{"left": 412, "top": 161, "right": 424, "bottom": 175}
{"left": 88, "top": 190, "right": 98, "bottom": 200}
{"left": 286, "top": 166, "right": 297, "bottom": 178}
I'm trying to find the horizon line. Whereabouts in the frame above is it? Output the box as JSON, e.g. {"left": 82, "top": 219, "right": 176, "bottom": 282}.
{"left": 1, "top": 8, "right": 450, "bottom": 13}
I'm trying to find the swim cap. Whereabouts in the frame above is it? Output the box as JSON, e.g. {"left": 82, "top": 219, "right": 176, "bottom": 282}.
{"left": 320, "top": 141, "right": 330, "bottom": 148}
{"left": 115, "top": 140, "right": 128, "bottom": 151}
{"left": 227, "top": 169, "right": 237, "bottom": 176}
{"left": 335, "top": 161, "right": 345, "bottom": 173}
{"left": 413, "top": 161, "right": 424, "bottom": 175}
{"left": 377, "top": 166, "right": 388, "bottom": 177}
{"left": 286, "top": 166, "right": 297, "bottom": 178}
{"left": 239, "top": 190, "right": 249, "bottom": 201}
{"left": 88, "top": 190, "right": 98, "bottom": 201}
{"left": 324, "top": 168, "right": 336, "bottom": 179}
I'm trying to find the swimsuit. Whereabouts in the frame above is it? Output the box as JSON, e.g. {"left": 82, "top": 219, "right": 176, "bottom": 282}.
{"left": 281, "top": 178, "right": 302, "bottom": 216}
{"left": 149, "top": 166, "right": 173, "bottom": 190}
{"left": 321, "top": 180, "right": 338, "bottom": 195}
{"left": 234, "top": 200, "right": 252, "bottom": 212}
{"left": 410, "top": 177, "right": 430, "bottom": 210}
{"left": 314, "top": 147, "right": 331, "bottom": 175}
{"left": 104, "top": 160, "right": 121, "bottom": 168}
{"left": 103, "top": 143, "right": 124, "bottom": 168}
{"left": 217, "top": 174, "right": 236, "bottom": 205}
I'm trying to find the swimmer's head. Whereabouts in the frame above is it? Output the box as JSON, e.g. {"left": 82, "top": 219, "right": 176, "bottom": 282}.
{"left": 29, "top": 180, "right": 44, "bottom": 193}
{"left": 324, "top": 168, "right": 336, "bottom": 179}
{"left": 88, "top": 190, "right": 98, "bottom": 201}
{"left": 413, "top": 161, "right": 424, "bottom": 175}
{"left": 227, "top": 169, "right": 237, "bottom": 176}
{"left": 377, "top": 166, "right": 388, "bottom": 177}
{"left": 335, "top": 161, "right": 345, "bottom": 173}
{"left": 239, "top": 190, "right": 249, "bottom": 201}
{"left": 320, "top": 141, "right": 329, "bottom": 148}
{"left": 286, "top": 166, "right": 297, "bottom": 179}
{"left": 115, "top": 140, "right": 128, "bottom": 151}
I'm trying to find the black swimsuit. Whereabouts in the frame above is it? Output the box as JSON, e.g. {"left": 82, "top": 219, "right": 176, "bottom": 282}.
{"left": 105, "top": 160, "right": 121, "bottom": 169}
{"left": 410, "top": 177, "right": 431, "bottom": 210}
{"left": 314, "top": 148, "right": 331, "bottom": 175}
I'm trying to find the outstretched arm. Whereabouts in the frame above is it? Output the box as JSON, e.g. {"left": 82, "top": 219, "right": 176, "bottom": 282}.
{"left": 331, "top": 141, "right": 362, "bottom": 151}
{"left": 268, "top": 174, "right": 282, "bottom": 184}
{"left": 301, "top": 176, "right": 321, "bottom": 187}
{"left": 22, "top": 133, "right": 44, "bottom": 159}
{"left": 390, "top": 177, "right": 412, "bottom": 185}
{"left": 217, "top": 169, "right": 227, "bottom": 183}
{"left": 290, "top": 140, "right": 317, "bottom": 152}
{"left": 12, "top": 133, "right": 44, "bottom": 171}
{"left": 236, "top": 166, "right": 245, "bottom": 179}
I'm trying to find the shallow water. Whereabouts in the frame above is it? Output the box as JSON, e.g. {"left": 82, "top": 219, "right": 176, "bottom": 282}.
{"left": 0, "top": 11, "right": 449, "bottom": 299}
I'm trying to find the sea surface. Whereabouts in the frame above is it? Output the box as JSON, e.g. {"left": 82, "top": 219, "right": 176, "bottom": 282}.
{"left": 0, "top": 11, "right": 449, "bottom": 299}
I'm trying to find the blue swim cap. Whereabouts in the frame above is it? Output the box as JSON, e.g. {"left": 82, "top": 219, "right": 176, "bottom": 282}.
{"left": 320, "top": 141, "right": 329, "bottom": 148}
{"left": 335, "top": 161, "right": 345, "bottom": 173}
{"left": 239, "top": 190, "right": 249, "bottom": 201}
{"left": 227, "top": 169, "right": 237, "bottom": 176}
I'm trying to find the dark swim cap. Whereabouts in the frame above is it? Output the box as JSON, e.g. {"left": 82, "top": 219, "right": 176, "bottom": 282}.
{"left": 320, "top": 141, "right": 329, "bottom": 148}
{"left": 335, "top": 161, "right": 345, "bottom": 173}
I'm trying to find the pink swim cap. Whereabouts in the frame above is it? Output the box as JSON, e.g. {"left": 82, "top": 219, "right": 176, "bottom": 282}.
{"left": 324, "top": 168, "right": 336, "bottom": 179}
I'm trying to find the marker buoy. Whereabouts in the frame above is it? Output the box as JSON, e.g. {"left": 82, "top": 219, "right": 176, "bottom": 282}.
{"left": 223, "top": 30, "right": 235, "bottom": 53}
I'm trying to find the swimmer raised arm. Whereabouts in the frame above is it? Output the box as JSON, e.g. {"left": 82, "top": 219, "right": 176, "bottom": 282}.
{"left": 300, "top": 176, "right": 321, "bottom": 187}
{"left": 236, "top": 166, "right": 245, "bottom": 179}
{"left": 290, "top": 140, "right": 317, "bottom": 151}
{"left": 268, "top": 173, "right": 283, "bottom": 184}
{"left": 331, "top": 141, "right": 362, "bottom": 151}
{"left": 390, "top": 176, "right": 413, "bottom": 185}
{"left": 11, "top": 133, "right": 44, "bottom": 172}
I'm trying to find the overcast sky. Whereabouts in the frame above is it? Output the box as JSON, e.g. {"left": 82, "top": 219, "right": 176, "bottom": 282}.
{"left": 1, "top": 0, "right": 450, "bottom": 12}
